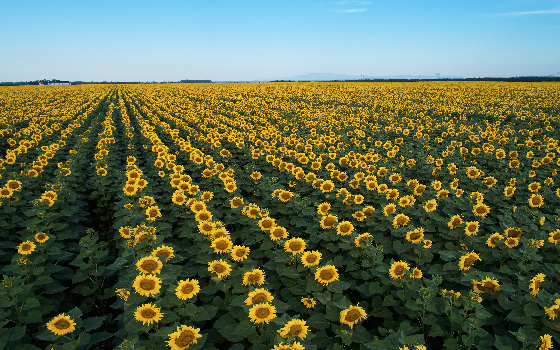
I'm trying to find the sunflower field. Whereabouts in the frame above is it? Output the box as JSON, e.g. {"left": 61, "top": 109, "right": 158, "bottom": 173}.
{"left": 0, "top": 82, "right": 559, "bottom": 350}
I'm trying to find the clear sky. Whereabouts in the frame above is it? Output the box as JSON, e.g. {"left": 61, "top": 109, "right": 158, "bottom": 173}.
{"left": 1, "top": 0, "right": 559, "bottom": 81}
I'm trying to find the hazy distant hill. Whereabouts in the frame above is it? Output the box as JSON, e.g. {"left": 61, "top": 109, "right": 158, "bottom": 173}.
{"left": 276, "top": 73, "right": 463, "bottom": 81}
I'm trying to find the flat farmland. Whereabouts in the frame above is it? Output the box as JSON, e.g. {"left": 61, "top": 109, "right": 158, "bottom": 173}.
{"left": 0, "top": 82, "right": 559, "bottom": 350}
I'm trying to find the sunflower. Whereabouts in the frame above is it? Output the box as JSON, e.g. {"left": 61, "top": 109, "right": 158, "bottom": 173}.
{"left": 472, "top": 277, "right": 500, "bottom": 293}
{"left": 314, "top": 203, "right": 331, "bottom": 216}
{"left": 145, "top": 205, "right": 162, "bottom": 221}
{"left": 503, "top": 186, "right": 516, "bottom": 197}
{"left": 301, "top": 297, "right": 316, "bottom": 309}
{"left": 410, "top": 268, "right": 423, "bottom": 279}
{"left": 389, "top": 173, "right": 402, "bottom": 184}
{"left": 301, "top": 250, "right": 322, "bottom": 267}
{"left": 17, "top": 241, "right": 36, "bottom": 255}
{"left": 483, "top": 176, "right": 497, "bottom": 188}
{"left": 464, "top": 221, "right": 479, "bottom": 236}
{"left": 355, "top": 232, "right": 372, "bottom": 247}
{"left": 210, "top": 227, "right": 230, "bottom": 239}
{"left": 123, "top": 184, "right": 138, "bottom": 196}
{"left": 190, "top": 201, "right": 207, "bottom": 213}
{"left": 405, "top": 228, "right": 424, "bottom": 244}
{"left": 400, "top": 195, "right": 416, "bottom": 208}
{"left": 442, "top": 289, "right": 461, "bottom": 298}
{"left": 504, "top": 227, "right": 522, "bottom": 239}
{"left": 377, "top": 183, "right": 389, "bottom": 193}
{"left": 486, "top": 233, "right": 503, "bottom": 248}
{"left": 248, "top": 303, "right": 277, "bottom": 324}
{"left": 285, "top": 238, "right": 306, "bottom": 255}
{"left": 538, "top": 334, "right": 553, "bottom": 350}
{"left": 231, "top": 245, "right": 250, "bottom": 262}
{"left": 136, "top": 256, "right": 163, "bottom": 274}
{"left": 133, "top": 274, "right": 162, "bottom": 297}
{"left": 279, "top": 191, "right": 293, "bottom": 202}
{"left": 39, "top": 197, "right": 55, "bottom": 207}
{"left": 413, "top": 184, "right": 426, "bottom": 196}
{"left": 458, "top": 252, "right": 481, "bottom": 271}
{"left": 528, "top": 182, "right": 541, "bottom": 192}
{"left": 172, "top": 191, "right": 187, "bottom": 206}
{"left": 270, "top": 226, "right": 289, "bottom": 241}
{"left": 175, "top": 279, "right": 201, "bottom": 300}
{"left": 528, "top": 194, "right": 544, "bottom": 208}
{"left": 197, "top": 221, "right": 215, "bottom": 235}
{"left": 116, "top": 288, "right": 130, "bottom": 301}
{"left": 504, "top": 237, "right": 519, "bottom": 248}
{"left": 548, "top": 229, "right": 560, "bottom": 245}
{"left": 389, "top": 261, "right": 409, "bottom": 279}
{"left": 6, "top": 180, "right": 22, "bottom": 191}
{"left": 258, "top": 217, "right": 276, "bottom": 231}
{"left": 195, "top": 210, "right": 212, "bottom": 222}
{"left": 208, "top": 260, "right": 232, "bottom": 279}
{"left": 392, "top": 213, "right": 410, "bottom": 228}
{"left": 423, "top": 240, "right": 432, "bottom": 249}
{"left": 243, "top": 268, "right": 266, "bottom": 286}
{"left": 167, "top": 325, "right": 202, "bottom": 350}
{"left": 531, "top": 239, "right": 545, "bottom": 248}
{"left": 386, "top": 189, "right": 400, "bottom": 200}
{"left": 545, "top": 299, "right": 560, "bottom": 320}
{"left": 278, "top": 319, "right": 309, "bottom": 339}
{"left": 382, "top": 203, "right": 397, "bottom": 216}
{"left": 152, "top": 245, "right": 175, "bottom": 262}
{"left": 336, "top": 221, "right": 354, "bottom": 236}
{"left": 339, "top": 304, "right": 367, "bottom": 329}
{"left": 230, "top": 196, "right": 244, "bottom": 208}
{"left": 529, "top": 273, "right": 546, "bottom": 297}
{"left": 315, "top": 265, "right": 339, "bottom": 285}
{"left": 320, "top": 180, "right": 335, "bottom": 193}
{"left": 448, "top": 215, "right": 463, "bottom": 230}
{"left": 472, "top": 203, "right": 490, "bottom": 217}
{"left": 423, "top": 199, "right": 437, "bottom": 212}
{"left": 245, "top": 288, "right": 274, "bottom": 305}
{"left": 34, "top": 232, "right": 49, "bottom": 243}
{"left": 211, "top": 237, "right": 233, "bottom": 254}
{"left": 46, "top": 313, "right": 76, "bottom": 336}
{"left": 134, "top": 303, "right": 164, "bottom": 325}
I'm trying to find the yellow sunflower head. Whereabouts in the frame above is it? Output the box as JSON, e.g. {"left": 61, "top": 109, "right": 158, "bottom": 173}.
{"left": 46, "top": 313, "right": 76, "bottom": 336}
{"left": 248, "top": 303, "right": 277, "bottom": 324}
{"left": 315, "top": 265, "right": 339, "bottom": 285}
{"left": 134, "top": 303, "right": 164, "bottom": 325}
{"left": 136, "top": 256, "right": 163, "bottom": 274}
{"left": 339, "top": 304, "right": 367, "bottom": 329}
{"left": 166, "top": 325, "right": 202, "bottom": 350}
{"left": 284, "top": 238, "right": 306, "bottom": 255}
{"left": 175, "top": 279, "right": 201, "bottom": 300}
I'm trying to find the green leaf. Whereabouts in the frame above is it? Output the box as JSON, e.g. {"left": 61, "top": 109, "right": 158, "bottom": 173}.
{"left": 443, "top": 337, "right": 462, "bottom": 350}
{"left": 506, "top": 307, "right": 535, "bottom": 325}
{"left": 307, "top": 313, "right": 330, "bottom": 330}
{"left": 82, "top": 316, "right": 106, "bottom": 332}
{"left": 327, "top": 280, "right": 351, "bottom": 294}
{"left": 351, "top": 324, "right": 373, "bottom": 343}
{"left": 523, "top": 303, "right": 542, "bottom": 317}
{"left": 214, "top": 313, "right": 236, "bottom": 330}
{"left": 234, "top": 319, "right": 256, "bottom": 337}
{"left": 22, "top": 298, "right": 40, "bottom": 310}
{"left": 5, "top": 326, "right": 26, "bottom": 342}
{"left": 314, "top": 291, "right": 331, "bottom": 305}
{"left": 494, "top": 334, "right": 520, "bottom": 350}
{"left": 18, "top": 309, "right": 42, "bottom": 324}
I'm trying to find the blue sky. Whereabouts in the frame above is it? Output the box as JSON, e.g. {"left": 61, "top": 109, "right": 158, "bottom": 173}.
{"left": 1, "top": 0, "right": 559, "bottom": 81}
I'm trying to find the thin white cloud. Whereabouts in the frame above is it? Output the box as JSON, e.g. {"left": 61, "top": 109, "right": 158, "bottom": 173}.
{"left": 498, "top": 9, "right": 560, "bottom": 16}
{"left": 331, "top": 8, "right": 367, "bottom": 12}
{"left": 335, "top": 1, "right": 372, "bottom": 4}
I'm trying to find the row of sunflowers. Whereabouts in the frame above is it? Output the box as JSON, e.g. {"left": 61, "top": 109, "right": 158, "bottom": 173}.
{"left": 0, "top": 82, "right": 559, "bottom": 350}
